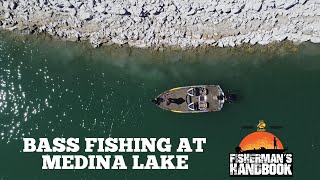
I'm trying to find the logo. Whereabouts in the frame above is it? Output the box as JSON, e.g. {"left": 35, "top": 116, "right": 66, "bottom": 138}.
{"left": 257, "top": 120, "right": 266, "bottom": 131}
{"left": 229, "top": 121, "right": 293, "bottom": 176}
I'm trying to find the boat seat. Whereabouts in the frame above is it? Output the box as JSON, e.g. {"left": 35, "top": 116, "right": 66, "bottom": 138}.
{"left": 199, "top": 101, "right": 208, "bottom": 110}
{"left": 198, "top": 95, "right": 207, "bottom": 102}
{"left": 201, "top": 88, "right": 208, "bottom": 95}
{"left": 188, "top": 102, "right": 199, "bottom": 111}
{"left": 187, "top": 87, "right": 208, "bottom": 96}
{"left": 187, "top": 88, "right": 195, "bottom": 96}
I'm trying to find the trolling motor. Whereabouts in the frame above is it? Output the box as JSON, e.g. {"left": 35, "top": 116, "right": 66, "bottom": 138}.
{"left": 152, "top": 97, "right": 164, "bottom": 105}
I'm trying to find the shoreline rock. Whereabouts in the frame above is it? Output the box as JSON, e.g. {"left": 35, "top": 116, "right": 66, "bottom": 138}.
{"left": 0, "top": 0, "right": 319, "bottom": 49}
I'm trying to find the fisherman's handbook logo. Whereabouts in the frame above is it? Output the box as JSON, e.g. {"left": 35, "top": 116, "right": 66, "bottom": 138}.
{"left": 229, "top": 121, "right": 293, "bottom": 176}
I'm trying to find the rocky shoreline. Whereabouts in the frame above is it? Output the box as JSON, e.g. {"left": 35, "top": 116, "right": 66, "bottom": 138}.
{"left": 0, "top": 0, "right": 319, "bottom": 49}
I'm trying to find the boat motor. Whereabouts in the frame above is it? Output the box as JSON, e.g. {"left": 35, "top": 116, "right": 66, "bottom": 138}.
{"left": 225, "top": 91, "right": 238, "bottom": 103}
{"left": 152, "top": 97, "right": 164, "bottom": 105}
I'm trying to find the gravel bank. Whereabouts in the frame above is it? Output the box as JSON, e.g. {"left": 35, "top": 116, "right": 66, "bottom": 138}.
{"left": 0, "top": 0, "right": 319, "bottom": 49}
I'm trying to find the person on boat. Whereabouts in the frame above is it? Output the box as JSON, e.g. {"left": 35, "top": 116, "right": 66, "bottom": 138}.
{"left": 166, "top": 98, "right": 185, "bottom": 105}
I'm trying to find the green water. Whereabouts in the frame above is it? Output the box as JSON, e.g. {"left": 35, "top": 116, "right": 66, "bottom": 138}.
{"left": 1, "top": 31, "right": 320, "bottom": 179}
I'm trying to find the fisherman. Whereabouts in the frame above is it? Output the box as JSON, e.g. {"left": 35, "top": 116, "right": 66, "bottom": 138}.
{"left": 166, "top": 98, "right": 185, "bottom": 105}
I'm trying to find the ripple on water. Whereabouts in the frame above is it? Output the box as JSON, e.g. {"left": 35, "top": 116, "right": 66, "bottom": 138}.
{"left": 0, "top": 35, "right": 146, "bottom": 143}
{"left": 0, "top": 39, "right": 52, "bottom": 143}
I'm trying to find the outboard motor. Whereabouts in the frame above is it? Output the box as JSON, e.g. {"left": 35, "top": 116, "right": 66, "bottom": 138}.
{"left": 225, "top": 91, "right": 238, "bottom": 103}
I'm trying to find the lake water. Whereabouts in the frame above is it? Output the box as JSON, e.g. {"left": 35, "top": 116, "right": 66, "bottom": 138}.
{"left": 1, "top": 31, "right": 320, "bottom": 179}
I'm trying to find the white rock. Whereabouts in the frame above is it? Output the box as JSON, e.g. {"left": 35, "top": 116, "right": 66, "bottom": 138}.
{"left": 168, "top": 5, "right": 176, "bottom": 12}
{"left": 205, "top": 2, "right": 217, "bottom": 12}
{"left": 229, "top": 41, "right": 236, "bottom": 47}
{"left": 1, "top": 0, "right": 320, "bottom": 49}
{"left": 299, "top": 0, "right": 308, "bottom": 4}
{"left": 275, "top": 0, "right": 286, "bottom": 8}
{"left": 111, "top": 37, "right": 127, "bottom": 45}
{"left": 63, "top": 1, "right": 72, "bottom": 8}
{"left": 300, "top": 34, "right": 311, "bottom": 42}
{"left": 9, "top": 1, "right": 17, "bottom": 10}
{"left": 243, "top": 37, "right": 250, "bottom": 43}
{"left": 128, "top": 6, "right": 142, "bottom": 16}
{"left": 68, "top": 8, "right": 77, "bottom": 17}
{"left": 250, "top": 35, "right": 258, "bottom": 45}
{"left": 8, "top": 26, "right": 17, "bottom": 31}
{"left": 231, "top": 5, "right": 243, "bottom": 14}
{"left": 252, "top": 0, "right": 263, "bottom": 11}
{"left": 283, "top": 0, "right": 299, "bottom": 9}
{"left": 311, "top": 37, "right": 320, "bottom": 43}
{"left": 88, "top": 0, "right": 96, "bottom": 8}
{"left": 274, "top": 34, "right": 288, "bottom": 41}
{"left": 39, "top": 0, "right": 48, "bottom": 7}
{"left": 215, "top": 3, "right": 231, "bottom": 13}
{"left": 258, "top": 40, "right": 271, "bottom": 45}
{"left": 192, "top": 33, "right": 202, "bottom": 39}
{"left": 110, "top": 7, "right": 127, "bottom": 15}
{"left": 39, "top": 25, "right": 46, "bottom": 32}
{"left": 79, "top": 11, "right": 92, "bottom": 20}
{"left": 95, "top": 6, "right": 106, "bottom": 13}
{"left": 4, "top": 12, "right": 11, "bottom": 19}
{"left": 132, "top": 40, "right": 148, "bottom": 48}
{"left": 204, "top": 39, "right": 216, "bottom": 45}
{"left": 3, "top": 1, "right": 9, "bottom": 9}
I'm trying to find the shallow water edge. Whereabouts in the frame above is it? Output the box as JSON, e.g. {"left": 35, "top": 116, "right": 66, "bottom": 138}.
{"left": 3, "top": 29, "right": 320, "bottom": 62}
